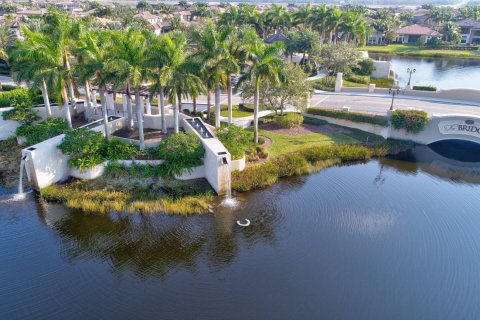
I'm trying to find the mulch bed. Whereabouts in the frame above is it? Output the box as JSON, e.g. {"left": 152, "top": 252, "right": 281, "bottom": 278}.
{"left": 259, "top": 122, "right": 349, "bottom": 136}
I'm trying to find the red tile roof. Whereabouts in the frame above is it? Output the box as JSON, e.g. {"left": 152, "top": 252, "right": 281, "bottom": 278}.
{"left": 395, "top": 24, "right": 442, "bottom": 37}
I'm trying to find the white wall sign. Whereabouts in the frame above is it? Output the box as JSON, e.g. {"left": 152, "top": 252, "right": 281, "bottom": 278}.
{"left": 438, "top": 120, "right": 480, "bottom": 138}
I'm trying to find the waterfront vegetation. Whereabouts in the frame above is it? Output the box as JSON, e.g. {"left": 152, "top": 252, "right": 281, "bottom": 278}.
{"left": 306, "top": 108, "right": 389, "bottom": 127}
{"left": 40, "top": 181, "right": 213, "bottom": 215}
{"left": 391, "top": 110, "right": 429, "bottom": 133}
{"left": 232, "top": 141, "right": 412, "bottom": 192}
{"left": 359, "top": 45, "right": 480, "bottom": 59}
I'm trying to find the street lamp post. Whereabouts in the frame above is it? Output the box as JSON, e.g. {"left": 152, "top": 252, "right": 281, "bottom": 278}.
{"left": 389, "top": 88, "right": 400, "bottom": 111}
{"left": 407, "top": 68, "right": 416, "bottom": 87}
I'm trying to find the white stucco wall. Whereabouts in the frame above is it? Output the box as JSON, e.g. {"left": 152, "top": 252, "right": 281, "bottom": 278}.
{"left": 372, "top": 61, "right": 392, "bottom": 79}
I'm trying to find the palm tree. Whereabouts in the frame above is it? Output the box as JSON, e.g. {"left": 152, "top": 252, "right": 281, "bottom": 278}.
{"left": 10, "top": 16, "right": 76, "bottom": 128}
{"left": 310, "top": 4, "right": 328, "bottom": 44}
{"left": 144, "top": 33, "right": 181, "bottom": 134}
{"left": 107, "top": 29, "right": 150, "bottom": 149}
{"left": 191, "top": 25, "right": 228, "bottom": 128}
{"left": 265, "top": 4, "right": 292, "bottom": 35}
{"left": 8, "top": 33, "right": 52, "bottom": 116}
{"left": 74, "top": 29, "right": 112, "bottom": 138}
{"left": 326, "top": 7, "right": 342, "bottom": 44}
{"left": 164, "top": 51, "right": 205, "bottom": 133}
{"left": 238, "top": 31, "right": 285, "bottom": 144}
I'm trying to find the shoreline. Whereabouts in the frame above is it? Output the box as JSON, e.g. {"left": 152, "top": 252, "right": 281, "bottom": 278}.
{"left": 359, "top": 46, "right": 480, "bottom": 60}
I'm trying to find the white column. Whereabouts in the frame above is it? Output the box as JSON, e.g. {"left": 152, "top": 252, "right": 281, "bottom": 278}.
{"left": 335, "top": 73, "right": 343, "bottom": 93}
{"left": 107, "top": 93, "right": 115, "bottom": 112}
{"left": 145, "top": 96, "right": 151, "bottom": 115}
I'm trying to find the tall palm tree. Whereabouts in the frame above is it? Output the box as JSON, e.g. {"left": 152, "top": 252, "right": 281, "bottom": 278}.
{"left": 107, "top": 29, "right": 149, "bottom": 149}
{"left": 326, "top": 7, "right": 342, "bottom": 44}
{"left": 10, "top": 18, "right": 75, "bottom": 128}
{"left": 164, "top": 52, "right": 205, "bottom": 134}
{"left": 238, "top": 31, "right": 285, "bottom": 144}
{"left": 8, "top": 29, "right": 52, "bottom": 116}
{"left": 144, "top": 33, "right": 181, "bottom": 134}
{"left": 191, "top": 25, "right": 228, "bottom": 128}
{"left": 74, "top": 29, "right": 112, "bottom": 138}
{"left": 311, "top": 4, "right": 328, "bottom": 44}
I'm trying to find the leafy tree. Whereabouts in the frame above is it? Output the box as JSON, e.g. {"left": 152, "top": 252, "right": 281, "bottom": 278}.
{"left": 441, "top": 21, "right": 461, "bottom": 43}
{"left": 240, "top": 63, "right": 310, "bottom": 116}
{"left": 312, "top": 42, "right": 360, "bottom": 83}
{"left": 352, "top": 59, "right": 375, "bottom": 76}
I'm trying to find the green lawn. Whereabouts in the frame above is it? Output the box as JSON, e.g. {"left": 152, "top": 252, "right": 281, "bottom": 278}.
{"left": 358, "top": 44, "right": 480, "bottom": 59}
{"left": 260, "top": 129, "right": 357, "bottom": 158}
{"left": 343, "top": 77, "right": 394, "bottom": 88}
{"left": 220, "top": 105, "right": 253, "bottom": 118}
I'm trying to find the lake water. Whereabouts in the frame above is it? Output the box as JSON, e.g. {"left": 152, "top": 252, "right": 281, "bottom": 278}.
{"left": 2, "top": 143, "right": 480, "bottom": 319}
{"left": 370, "top": 54, "right": 480, "bottom": 90}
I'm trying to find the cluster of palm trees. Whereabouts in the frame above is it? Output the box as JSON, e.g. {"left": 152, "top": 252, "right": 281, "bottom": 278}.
{"left": 7, "top": 13, "right": 287, "bottom": 148}
{"left": 218, "top": 4, "right": 368, "bottom": 45}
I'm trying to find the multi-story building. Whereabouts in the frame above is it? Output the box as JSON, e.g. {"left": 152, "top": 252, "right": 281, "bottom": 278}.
{"left": 457, "top": 19, "right": 480, "bottom": 45}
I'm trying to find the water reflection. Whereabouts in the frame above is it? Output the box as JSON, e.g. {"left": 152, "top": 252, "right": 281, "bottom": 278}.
{"left": 35, "top": 200, "right": 278, "bottom": 278}
{"left": 381, "top": 141, "right": 480, "bottom": 184}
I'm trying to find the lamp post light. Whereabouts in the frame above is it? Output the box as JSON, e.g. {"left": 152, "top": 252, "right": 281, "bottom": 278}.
{"left": 407, "top": 68, "right": 416, "bottom": 87}
{"left": 389, "top": 87, "right": 400, "bottom": 111}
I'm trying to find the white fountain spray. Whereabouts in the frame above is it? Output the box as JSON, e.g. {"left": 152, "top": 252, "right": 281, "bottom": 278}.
{"left": 221, "top": 159, "right": 238, "bottom": 207}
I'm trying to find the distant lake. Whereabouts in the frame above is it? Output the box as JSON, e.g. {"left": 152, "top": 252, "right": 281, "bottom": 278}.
{"left": 370, "top": 54, "right": 480, "bottom": 90}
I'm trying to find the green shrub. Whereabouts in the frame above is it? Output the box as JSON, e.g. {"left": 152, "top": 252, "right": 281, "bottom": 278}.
{"left": 156, "top": 132, "right": 205, "bottom": 177}
{"left": 2, "top": 106, "right": 40, "bottom": 125}
{"left": 102, "top": 139, "right": 138, "bottom": 160}
{"left": 275, "top": 113, "right": 304, "bottom": 128}
{"left": 307, "top": 108, "right": 389, "bottom": 127}
{"left": 58, "top": 128, "right": 106, "bottom": 171}
{"left": 311, "top": 78, "right": 335, "bottom": 91}
{"left": 345, "top": 74, "right": 369, "bottom": 84}
{"left": 352, "top": 58, "right": 375, "bottom": 76}
{"left": 215, "top": 124, "right": 253, "bottom": 160}
{"left": 16, "top": 118, "right": 68, "bottom": 145}
{"left": 0, "top": 88, "right": 31, "bottom": 108}
{"left": 391, "top": 110, "right": 429, "bottom": 133}
{"left": 413, "top": 85, "right": 437, "bottom": 91}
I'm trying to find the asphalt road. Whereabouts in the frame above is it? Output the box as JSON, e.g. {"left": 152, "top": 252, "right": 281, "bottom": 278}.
{"left": 187, "top": 92, "right": 480, "bottom": 117}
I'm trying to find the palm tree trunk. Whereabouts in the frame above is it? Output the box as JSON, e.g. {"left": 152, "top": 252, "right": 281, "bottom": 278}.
{"left": 91, "top": 89, "right": 98, "bottom": 115}
{"left": 254, "top": 77, "right": 260, "bottom": 144}
{"left": 61, "top": 86, "right": 73, "bottom": 129}
{"left": 99, "top": 88, "right": 110, "bottom": 140}
{"left": 227, "top": 75, "right": 233, "bottom": 124}
{"left": 84, "top": 80, "right": 92, "bottom": 121}
{"left": 207, "top": 90, "right": 211, "bottom": 120}
{"left": 40, "top": 79, "right": 51, "bottom": 117}
{"left": 215, "top": 84, "right": 221, "bottom": 128}
{"left": 193, "top": 96, "right": 197, "bottom": 115}
{"left": 173, "top": 95, "right": 179, "bottom": 134}
{"left": 126, "top": 93, "right": 134, "bottom": 129}
{"left": 159, "top": 87, "right": 166, "bottom": 133}
{"left": 135, "top": 90, "right": 145, "bottom": 150}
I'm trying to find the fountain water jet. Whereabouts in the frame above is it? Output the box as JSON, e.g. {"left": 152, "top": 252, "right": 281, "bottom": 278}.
{"left": 221, "top": 160, "right": 238, "bottom": 208}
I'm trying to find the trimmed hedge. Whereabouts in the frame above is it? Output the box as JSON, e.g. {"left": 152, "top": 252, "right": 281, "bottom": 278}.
{"left": 391, "top": 110, "right": 429, "bottom": 133}
{"left": 275, "top": 113, "right": 304, "bottom": 128}
{"left": 413, "top": 85, "right": 437, "bottom": 92}
{"left": 306, "top": 108, "right": 389, "bottom": 127}
{"left": 0, "top": 88, "right": 31, "bottom": 108}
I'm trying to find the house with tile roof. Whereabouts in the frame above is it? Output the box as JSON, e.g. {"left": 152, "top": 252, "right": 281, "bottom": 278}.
{"left": 394, "top": 24, "right": 443, "bottom": 44}
{"left": 457, "top": 19, "right": 480, "bottom": 45}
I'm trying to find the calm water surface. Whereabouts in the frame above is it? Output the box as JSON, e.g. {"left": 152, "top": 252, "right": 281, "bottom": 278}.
{"left": 1, "top": 144, "right": 480, "bottom": 319}
{"left": 370, "top": 54, "right": 480, "bottom": 90}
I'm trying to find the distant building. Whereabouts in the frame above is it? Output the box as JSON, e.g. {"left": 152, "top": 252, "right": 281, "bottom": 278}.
{"left": 134, "top": 11, "right": 163, "bottom": 24}
{"left": 394, "top": 24, "right": 442, "bottom": 44}
{"left": 264, "top": 32, "right": 288, "bottom": 45}
{"left": 365, "top": 17, "right": 385, "bottom": 45}
{"left": 150, "top": 21, "right": 171, "bottom": 36}
{"left": 457, "top": 19, "right": 480, "bottom": 45}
